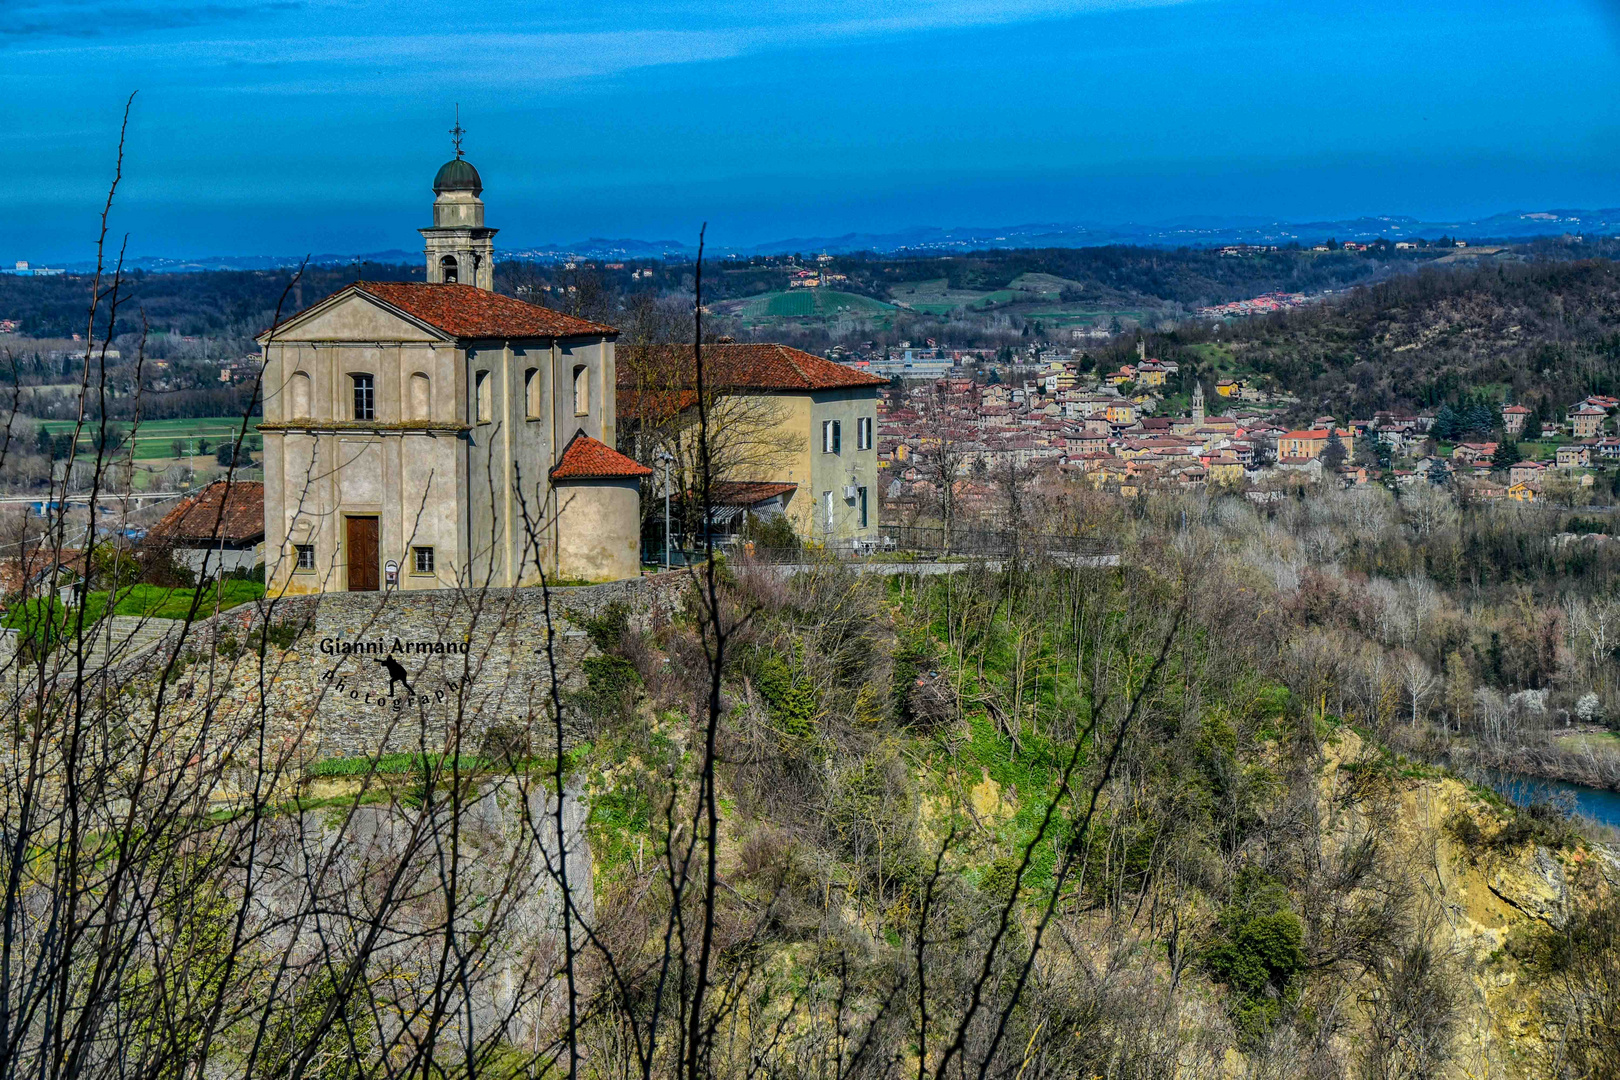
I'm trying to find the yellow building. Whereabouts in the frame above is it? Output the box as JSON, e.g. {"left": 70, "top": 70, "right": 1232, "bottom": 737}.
{"left": 1569, "top": 404, "right": 1606, "bottom": 438}
{"left": 620, "top": 343, "right": 887, "bottom": 546}
{"left": 1106, "top": 401, "right": 1137, "bottom": 425}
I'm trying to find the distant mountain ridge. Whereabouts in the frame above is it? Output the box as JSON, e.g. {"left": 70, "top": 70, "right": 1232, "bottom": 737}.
{"left": 47, "top": 209, "right": 1620, "bottom": 272}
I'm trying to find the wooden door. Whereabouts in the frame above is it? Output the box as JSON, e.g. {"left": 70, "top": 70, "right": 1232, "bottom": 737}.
{"left": 346, "top": 516, "right": 379, "bottom": 591}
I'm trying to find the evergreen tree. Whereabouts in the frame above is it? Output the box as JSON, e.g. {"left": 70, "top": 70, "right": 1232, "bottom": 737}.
{"left": 1354, "top": 435, "right": 1381, "bottom": 467}
{"left": 1492, "top": 440, "right": 1522, "bottom": 469}
{"left": 1523, "top": 403, "right": 1543, "bottom": 442}
{"left": 1432, "top": 404, "right": 1459, "bottom": 441}
{"left": 1322, "top": 431, "right": 1348, "bottom": 469}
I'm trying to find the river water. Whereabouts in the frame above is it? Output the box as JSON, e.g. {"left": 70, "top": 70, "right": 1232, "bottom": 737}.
{"left": 1480, "top": 767, "right": 1620, "bottom": 830}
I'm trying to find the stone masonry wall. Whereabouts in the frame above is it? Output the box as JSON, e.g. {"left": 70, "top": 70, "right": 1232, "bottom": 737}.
{"left": 119, "top": 571, "right": 691, "bottom": 762}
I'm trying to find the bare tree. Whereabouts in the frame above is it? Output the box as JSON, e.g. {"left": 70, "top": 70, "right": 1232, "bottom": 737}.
{"left": 1396, "top": 651, "right": 1435, "bottom": 728}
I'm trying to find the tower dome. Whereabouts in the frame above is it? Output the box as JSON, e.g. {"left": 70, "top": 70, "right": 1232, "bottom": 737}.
{"left": 432, "top": 157, "right": 483, "bottom": 195}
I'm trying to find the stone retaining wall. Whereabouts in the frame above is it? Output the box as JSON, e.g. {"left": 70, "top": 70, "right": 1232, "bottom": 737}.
{"left": 117, "top": 571, "right": 693, "bottom": 762}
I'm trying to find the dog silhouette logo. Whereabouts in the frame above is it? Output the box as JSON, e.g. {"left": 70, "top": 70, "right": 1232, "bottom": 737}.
{"left": 373, "top": 656, "right": 416, "bottom": 696}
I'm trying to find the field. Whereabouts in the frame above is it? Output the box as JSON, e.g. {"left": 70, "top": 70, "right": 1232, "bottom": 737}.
{"left": 886, "top": 273, "right": 1135, "bottom": 327}
{"left": 33, "top": 416, "right": 261, "bottom": 460}
{"left": 2, "top": 580, "right": 266, "bottom": 650}
{"left": 1555, "top": 730, "right": 1620, "bottom": 755}
{"left": 733, "top": 289, "right": 896, "bottom": 322}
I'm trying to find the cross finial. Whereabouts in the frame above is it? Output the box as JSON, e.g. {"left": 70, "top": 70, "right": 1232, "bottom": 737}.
{"left": 450, "top": 105, "right": 466, "bottom": 158}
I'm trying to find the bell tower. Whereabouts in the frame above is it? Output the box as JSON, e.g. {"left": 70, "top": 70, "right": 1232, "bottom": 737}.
{"left": 420, "top": 113, "right": 497, "bottom": 291}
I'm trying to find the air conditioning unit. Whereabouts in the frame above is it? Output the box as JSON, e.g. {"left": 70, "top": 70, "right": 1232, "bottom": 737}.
{"left": 842, "top": 485, "right": 859, "bottom": 500}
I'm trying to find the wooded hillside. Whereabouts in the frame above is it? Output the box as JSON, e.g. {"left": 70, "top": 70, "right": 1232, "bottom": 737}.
{"left": 1213, "top": 254, "right": 1620, "bottom": 417}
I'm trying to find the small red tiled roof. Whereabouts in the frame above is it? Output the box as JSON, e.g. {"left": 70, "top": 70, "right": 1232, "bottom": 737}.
{"left": 1281, "top": 429, "right": 1331, "bottom": 440}
{"left": 266, "top": 282, "right": 615, "bottom": 340}
{"left": 621, "top": 343, "right": 888, "bottom": 393}
{"left": 146, "top": 480, "right": 265, "bottom": 544}
{"left": 615, "top": 387, "right": 700, "bottom": 423}
{"left": 700, "top": 481, "right": 798, "bottom": 506}
{"left": 0, "top": 547, "right": 86, "bottom": 596}
{"left": 550, "top": 431, "right": 653, "bottom": 481}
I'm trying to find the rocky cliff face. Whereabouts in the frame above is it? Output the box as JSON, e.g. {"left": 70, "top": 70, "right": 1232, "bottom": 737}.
{"left": 248, "top": 778, "right": 594, "bottom": 1049}
{"left": 1318, "top": 728, "right": 1618, "bottom": 1077}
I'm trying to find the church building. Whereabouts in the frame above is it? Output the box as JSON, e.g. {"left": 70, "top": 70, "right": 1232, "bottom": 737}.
{"left": 257, "top": 142, "right": 649, "bottom": 594}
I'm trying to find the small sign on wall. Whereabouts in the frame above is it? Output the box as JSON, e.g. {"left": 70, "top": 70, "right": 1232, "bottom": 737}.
{"left": 384, "top": 560, "right": 399, "bottom": 589}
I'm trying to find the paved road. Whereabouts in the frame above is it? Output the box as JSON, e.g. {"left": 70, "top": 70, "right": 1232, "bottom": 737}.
{"left": 764, "top": 553, "right": 1119, "bottom": 576}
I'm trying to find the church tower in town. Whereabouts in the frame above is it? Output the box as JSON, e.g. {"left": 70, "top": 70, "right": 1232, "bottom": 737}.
{"left": 1192, "top": 379, "right": 1205, "bottom": 427}
{"left": 420, "top": 117, "right": 496, "bottom": 290}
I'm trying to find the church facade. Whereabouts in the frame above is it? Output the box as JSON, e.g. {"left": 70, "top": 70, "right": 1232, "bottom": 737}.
{"left": 257, "top": 150, "right": 649, "bottom": 594}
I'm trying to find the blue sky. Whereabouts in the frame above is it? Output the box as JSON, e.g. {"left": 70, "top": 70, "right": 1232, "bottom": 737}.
{"left": 4, "top": 0, "right": 1620, "bottom": 261}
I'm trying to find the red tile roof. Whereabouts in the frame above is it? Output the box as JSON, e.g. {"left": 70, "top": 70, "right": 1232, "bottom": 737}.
{"left": 267, "top": 282, "right": 616, "bottom": 340}
{"left": 0, "top": 547, "right": 86, "bottom": 596}
{"left": 550, "top": 431, "right": 653, "bottom": 481}
{"left": 620, "top": 343, "right": 888, "bottom": 393}
{"left": 146, "top": 480, "right": 265, "bottom": 544}
{"left": 700, "top": 481, "right": 798, "bottom": 506}
{"left": 615, "top": 387, "right": 700, "bottom": 423}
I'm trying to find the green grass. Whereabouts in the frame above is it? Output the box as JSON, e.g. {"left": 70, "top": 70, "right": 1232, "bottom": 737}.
{"left": 2, "top": 580, "right": 266, "bottom": 650}
{"left": 1006, "top": 272, "right": 1079, "bottom": 299}
{"left": 306, "top": 753, "right": 500, "bottom": 778}
{"left": 33, "top": 417, "right": 262, "bottom": 461}
{"left": 1023, "top": 308, "right": 1147, "bottom": 326}
{"left": 738, "top": 289, "right": 896, "bottom": 321}
{"left": 1555, "top": 731, "right": 1620, "bottom": 755}
{"left": 1515, "top": 441, "right": 1560, "bottom": 461}
{"left": 1183, "top": 343, "right": 1243, "bottom": 375}
{"left": 112, "top": 580, "right": 265, "bottom": 619}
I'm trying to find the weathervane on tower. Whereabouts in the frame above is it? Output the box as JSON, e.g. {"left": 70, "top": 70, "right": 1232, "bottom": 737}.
{"left": 450, "top": 105, "right": 466, "bottom": 159}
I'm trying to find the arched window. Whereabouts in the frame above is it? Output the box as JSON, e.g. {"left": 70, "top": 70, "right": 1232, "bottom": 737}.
{"left": 524, "top": 367, "right": 542, "bottom": 419}
{"left": 440, "top": 255, "right": 459, "bottom": 284}
{"left": 572, "top": 364, "right": 589, "bottom": 417}
{"left": 409, "top": 372, "right": 431, "bottom": 420}
{"left": 288, "top": 371, "right": 311, "bottom": 418}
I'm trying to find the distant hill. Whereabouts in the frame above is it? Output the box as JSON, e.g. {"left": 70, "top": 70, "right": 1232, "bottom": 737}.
{"left": 1196, "top": 250, "right": 1620, "bottom": 419}
{"left": 38, "top": 207, "right": 1620, "bottom": 271}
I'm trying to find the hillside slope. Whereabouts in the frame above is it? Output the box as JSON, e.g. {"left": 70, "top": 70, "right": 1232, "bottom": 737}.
{"left": 1219, "top": 257, "right": 1620, "bottom": 417}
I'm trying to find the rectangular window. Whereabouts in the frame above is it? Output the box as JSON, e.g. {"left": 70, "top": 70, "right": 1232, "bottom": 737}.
{"left": 412, "top": 546, "right": 435, "bottom": 574}
{"left": 475, "top": 370, "right": 492, "bottom": 424}
{"left": 351, "top": 374, "right": 375, "bottom": 421}
{"left": 857, "top": 416, "right": 873, "bottom": 450}
{"left": 295, "top": 543, "right": 315, "bottom": 571}
{"left": 822, "top": 419, "right": 841, "bottom": 454}
{"left": 823, "top": 490, "right": 834, "bottom": 527}
{"left": 858, "top": 486, "right": 868, "bottom": 528}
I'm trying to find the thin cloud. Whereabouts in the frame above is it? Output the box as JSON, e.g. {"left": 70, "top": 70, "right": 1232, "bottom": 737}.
{"left": 2, "top": 0, "right": 302, "bottom": 42}
{"left": 7, "top": 0, "right": 1200, "bottom": 89}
